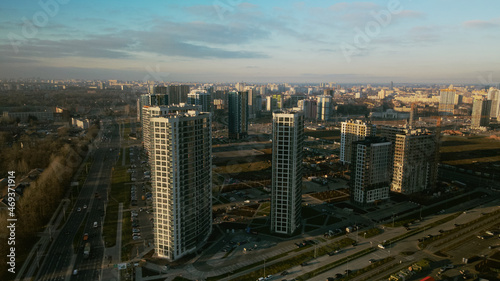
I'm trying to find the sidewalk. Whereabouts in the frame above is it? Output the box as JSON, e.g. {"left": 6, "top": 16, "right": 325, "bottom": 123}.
{"left": 101, "top": 202, "right": 124, "bottom": 281}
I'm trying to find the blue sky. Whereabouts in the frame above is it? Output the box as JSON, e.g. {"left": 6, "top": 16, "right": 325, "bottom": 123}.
{"left": 1, "top": 0, "right": 499, "bottom": 83}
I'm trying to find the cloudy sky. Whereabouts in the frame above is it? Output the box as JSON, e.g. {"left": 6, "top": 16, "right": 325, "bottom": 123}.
{"left": 1, "top": 0, "right": 499, "bottom": 83}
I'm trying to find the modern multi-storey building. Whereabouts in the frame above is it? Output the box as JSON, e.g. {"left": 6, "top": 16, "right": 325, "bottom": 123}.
{"left": 270, "top": 110, "right": 304, "bottom": 235}
{"left": 149, "top": 107, "right": 212, "bottom": 261}
{"left": 471, "top": 98, "right": 492, "bottom": 129}
{"left": 487, "top": 88, "right": 500, "bottom": 119}
{"left": 170, "top": 85, "right": 190, "bottom": 105}
{"left": 187, "top": 89, "right": 212, "bottom": 112}
{"left": 438, "top": 89, "right": 461, "bottom": 115}
{"left": 350, "top": 137, "right": 392, "bottom": 205}
{"left": 391, "top": 128, "right": 438, "bottom": 194}
{"left": 340, "top": 120, "right": 376, "bottom": 164}
{"left": 137, "top": 93, "right": 169, "bottom": 122}
{"left": 297, "top": 99, "right": 317, "bottom": 120}
{"left": 228, "top": 91, "right": 248, "bottom": 139}
{"left": 316, "top": 95, "right": 332, "bottom": 121}
{"left": 142, "top": 105, "right": 199, "bottom": 159}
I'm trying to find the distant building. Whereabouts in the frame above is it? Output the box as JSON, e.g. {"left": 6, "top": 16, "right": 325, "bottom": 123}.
{"left": 340, "top": 120, "right": 376, "bottom": 164}
{"left": 187, "top": 89, "right": 211, "bottom": 112}
{"left": 438, "top": 89, "right": 461, "bottom": 115}
{"left": 137, "top": 93, "right": 169, "bottom": 122}
{"left": 350, "top": 137, "right": 391, "bottom": 205}
{"left": 167, "top": 85, "right": 190, "bottom": 105}
{"left": 297, "top": 99, "right": 317, "bottom": 119}
{"left": 150, "top": 107, "right": 212, "bottom": 261}
{"left": 228, "top": 91, "right": 249, "bottom": 139}
{"left": 271, "top": 110, "right": 304, "bottom": 235}
{"left": 391, "top": 128, "right": 438, "bottom": 194}
{"left": 316, "top": 95, "right": 332, "bottom": 121}
{"left": 3, "top": 111, "right": 54, "bottom": 122}
{"left": 487, "top": 88, "right": 500, "bottom": 119}
{"left": 471, "top": 98, "right": 492, "bottom": 129}
{"left": 72, "top": 118, "right": 89, "bottom": 129}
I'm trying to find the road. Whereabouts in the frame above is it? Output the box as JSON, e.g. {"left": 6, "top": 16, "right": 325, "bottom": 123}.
{"left": 35, "top": 119, "right": 121, "bottom": 281}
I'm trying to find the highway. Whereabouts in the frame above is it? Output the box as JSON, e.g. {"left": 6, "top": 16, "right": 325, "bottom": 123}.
{"left": 35, "top": 119, "right": 121, "bottom": 281}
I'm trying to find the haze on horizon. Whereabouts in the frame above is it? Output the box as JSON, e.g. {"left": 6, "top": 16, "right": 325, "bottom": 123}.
{"left": 1, "top": 0, "right": 500, "bottom": 84}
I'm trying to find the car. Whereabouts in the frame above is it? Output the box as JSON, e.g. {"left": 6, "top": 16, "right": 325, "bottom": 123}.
{"left": 93, "top": 221, "right": 98, "bottom": 228}
{"left": 368, "top": 259, "right": 376, "bottom": 264}
{"left": 132, "top": 228, "right": 140, "bottom": 233}
{"left": 73, "top": 269, "right": 78, "bottom": 275}
{"left": 133, "top": 236, "right": 141, "bottom": 240}
{"left": 77, "top": 207, "right": 81, "bottom": 212}
{"left": 280, "top": 271, "right": 288, "bottom": 276}
{"left": 83, "top": 205, "right": 87, "bottom": 209}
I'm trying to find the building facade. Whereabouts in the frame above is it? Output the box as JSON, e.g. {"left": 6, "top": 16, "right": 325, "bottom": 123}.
{"left": 340, "top": 120, "right": 376, "bottom": 164}
{"left": 391, "top": 129, "right": 438, "bottom": 194}
{"left": 150, "top": 108, "right": 212, "bottom": 261}
{"left": 350, "top": 137, "right": 391, "bottom": 205}
{"left": 270, "top": 110, "right": 304, "bottom": 235}
{"left": 438, "top": 89, "right": 460, "bottom": 115}
{"left": 228, "top": 91, "right": 249, "bottom": 139}
{"left": 487, "top": 88, "right": 500, "bottom": 119}
{"left": 137, "top": 93, "right": 169, "bottom": 122}
{"left": 187, "top": 90, "right": 212, "bottom": 112}
{"left": 316, "top": 95, "right": 332, "bottom": 121}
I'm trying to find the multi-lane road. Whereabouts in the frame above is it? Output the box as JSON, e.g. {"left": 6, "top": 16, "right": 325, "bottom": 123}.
{"left": 36, "top": 119, "right": 121, "bottom": 281}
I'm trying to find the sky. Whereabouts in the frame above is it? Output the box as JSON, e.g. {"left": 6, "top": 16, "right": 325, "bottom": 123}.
{"left": 1, "top": 0, "right": 500, "bottom": 84}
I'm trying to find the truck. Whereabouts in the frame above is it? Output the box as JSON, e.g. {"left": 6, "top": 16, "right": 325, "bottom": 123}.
{"left": 83, "top": 242, "right": 91, "bottom": 258}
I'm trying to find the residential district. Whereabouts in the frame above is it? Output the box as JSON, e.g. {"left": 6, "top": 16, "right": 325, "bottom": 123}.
{"left": 1, "top": 79, "right": 500, "bottom": 281}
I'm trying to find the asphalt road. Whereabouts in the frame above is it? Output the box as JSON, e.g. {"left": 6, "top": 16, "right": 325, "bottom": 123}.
{"left": 35, "top": 119, "right": 121, "bottom": 281}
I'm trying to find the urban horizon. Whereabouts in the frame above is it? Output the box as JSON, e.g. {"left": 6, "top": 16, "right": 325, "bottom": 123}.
{"left": 1, "top": 1, "right": 500, "bottom": 83}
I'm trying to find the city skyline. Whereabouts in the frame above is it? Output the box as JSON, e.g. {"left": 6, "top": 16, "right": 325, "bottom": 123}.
{"left": 1, "top": 1, "right": 500, "bottom": 83}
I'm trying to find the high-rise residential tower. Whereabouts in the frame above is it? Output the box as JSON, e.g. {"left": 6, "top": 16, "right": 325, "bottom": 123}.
{"left": 471, "top": 98, "right": 492, "bottom": 129}
{"left": 150, "top": 107, "right": 212, "bottom": 261}
{"left": 438, "top": 89, "right": 461, "bottom": 115}
{"left": 137, "top": 93, "right": 169, "bottom": 122}
{"left": 391, "top": 128, "right": 438, "bottom": 194}
{"left": 271, "top": 110, "right": 304, "bottom": 235}
{"left": 340, "top": 120, "right": 376, "bottom": 164}
{"left": 487, "top": 88, "right": 500, "bottom": 119}
{"left": 316, "top": 95, "right": 332, "bottom": 121}
{"left": 350, "top": 137, "right": 392, "bottom": 205}
{"left": 168, "top": 85, "right": 190, "bottom": 105}
{"left": 228, "top": 91, "right": 249, "bottom": 139}
{"left": 187, "top": 89, "right": 212, "bottom": 112}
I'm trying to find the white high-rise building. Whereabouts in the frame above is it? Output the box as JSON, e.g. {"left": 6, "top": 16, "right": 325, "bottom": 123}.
{"left": 149, "top": 107, "right": 212, "bottom": 261}
{"left": 350, "top": 137, "right": 391, "bottom": 205}
{"left": 271, "top": 110, "right": 304, "bottom": 235}
{"left": 340, "top": 120, "right": 376, "bottom": 164}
